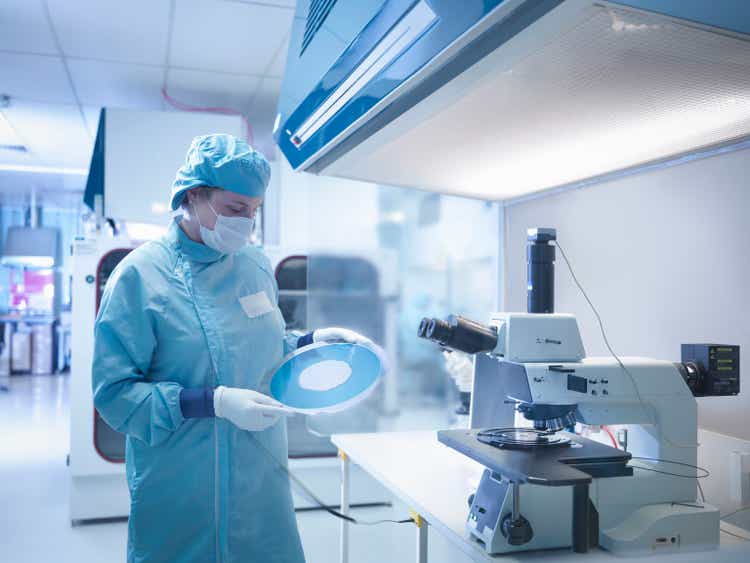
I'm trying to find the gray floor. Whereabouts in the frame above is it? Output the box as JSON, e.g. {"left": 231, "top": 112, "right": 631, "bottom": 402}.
{"left": 0, "top": 375, "right": 471, "bottom": 563}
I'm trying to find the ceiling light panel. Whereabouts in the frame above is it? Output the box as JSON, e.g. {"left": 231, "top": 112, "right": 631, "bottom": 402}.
{"left": 0, "top": 112, "right": 22, "bottom": 146}
{"left": 326, "top": 4, "right": 750, "bottom": 201}
{"left": 3, "top": 100, "right": 92, "bottom": 168}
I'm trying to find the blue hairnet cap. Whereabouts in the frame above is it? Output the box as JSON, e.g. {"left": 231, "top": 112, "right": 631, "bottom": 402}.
{"left": 170, "top": 134, "right": 271, "bottom": 210}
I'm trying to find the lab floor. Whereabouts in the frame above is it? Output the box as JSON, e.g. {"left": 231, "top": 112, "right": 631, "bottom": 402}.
{"left": 0, "top": 375, "right": 472, "bottom": 563}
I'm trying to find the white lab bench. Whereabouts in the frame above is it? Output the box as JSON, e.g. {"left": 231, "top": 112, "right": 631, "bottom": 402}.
{"left": 330, "top": 431, "right": 750, "bottom": 563}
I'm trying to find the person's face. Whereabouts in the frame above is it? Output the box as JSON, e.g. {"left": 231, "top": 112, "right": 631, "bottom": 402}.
{"left": 189, "top": 188, "right": 263, "bottom": 230}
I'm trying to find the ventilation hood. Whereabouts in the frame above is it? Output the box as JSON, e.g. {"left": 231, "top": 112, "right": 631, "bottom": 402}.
{"left": 275, "top": 0, "right": 750, "bottom": 200}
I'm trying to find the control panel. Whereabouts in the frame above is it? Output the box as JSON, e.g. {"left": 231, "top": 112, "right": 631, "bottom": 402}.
{"left": 679, "top": 343, "right": 740, "bottom": 397}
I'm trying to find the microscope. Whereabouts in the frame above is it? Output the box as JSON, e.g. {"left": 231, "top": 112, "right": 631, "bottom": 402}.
{"left": 418, "top": 228, "right": 739, "bottom": 556}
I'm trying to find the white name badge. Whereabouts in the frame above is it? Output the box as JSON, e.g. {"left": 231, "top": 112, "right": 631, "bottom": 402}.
{"left": 239, "top": 291, "right": 274, "bottom": 318}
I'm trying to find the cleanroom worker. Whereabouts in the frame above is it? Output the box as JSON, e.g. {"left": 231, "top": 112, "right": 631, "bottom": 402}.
{"left": 92, "top": 133, "right": 375, "bottom": 563}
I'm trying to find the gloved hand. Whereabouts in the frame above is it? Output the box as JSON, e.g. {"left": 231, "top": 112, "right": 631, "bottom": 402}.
{"left": 442, "top": 350, "right": 474, "bottom": 393}
{"left": 313, "top": 327, "right": 373, "bottom": 347}
{"left": 213, "top": 386, "right": 293, "bottom": 432}
{"left": 313, "top": 328, "right": 389, "bottom": 373}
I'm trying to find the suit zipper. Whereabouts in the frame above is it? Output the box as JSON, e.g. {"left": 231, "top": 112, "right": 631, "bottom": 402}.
{"left": 179, "top": 255, "right": 222, "bottom": 563}
{"left": 211, "top": 363, "right": 221, "bottom": 563}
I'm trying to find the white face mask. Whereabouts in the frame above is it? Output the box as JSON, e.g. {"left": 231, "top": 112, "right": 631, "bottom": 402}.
{"left": 195, "top": 199, "right": 255, "bottom": 254}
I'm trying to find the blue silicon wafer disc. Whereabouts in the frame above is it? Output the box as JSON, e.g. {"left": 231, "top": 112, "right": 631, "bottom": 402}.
{"left": 269, "top": 342, "right": 383, "bottom": 413}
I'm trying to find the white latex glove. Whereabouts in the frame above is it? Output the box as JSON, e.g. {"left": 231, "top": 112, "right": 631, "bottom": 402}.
{"left": 442, "top": 350, "right": 474, "bottom": 393}
{"left": 312, "top": 328, "right": 389, "bottom": 374}
{"left": 213, "top": 386, "right": 293, "bottom": 432}
{"left": 313, "top": 327, "right": 373, "bottom": 347}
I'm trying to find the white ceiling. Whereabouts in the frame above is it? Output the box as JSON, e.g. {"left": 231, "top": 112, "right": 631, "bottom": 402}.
{"left": 0, "top": 0, "right": 295, "bottom": 202}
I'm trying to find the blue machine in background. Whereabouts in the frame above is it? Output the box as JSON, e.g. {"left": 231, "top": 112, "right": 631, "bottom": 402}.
{"left": 275, "top": 0, "right": 750, "bottom": 199}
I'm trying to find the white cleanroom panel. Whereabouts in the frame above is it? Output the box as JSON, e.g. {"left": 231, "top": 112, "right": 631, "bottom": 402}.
{"left": 103, "top": 108, "right": 244, "bottom": 225}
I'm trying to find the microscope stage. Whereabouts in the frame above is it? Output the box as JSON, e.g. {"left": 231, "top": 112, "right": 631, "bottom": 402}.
{"left": 438, "top": 428, "right": 632, "bottom": 486}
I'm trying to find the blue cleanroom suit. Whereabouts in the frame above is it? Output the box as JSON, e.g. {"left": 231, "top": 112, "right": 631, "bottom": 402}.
{"left": 92, "top": 219, "right": 305, "bottom": 563}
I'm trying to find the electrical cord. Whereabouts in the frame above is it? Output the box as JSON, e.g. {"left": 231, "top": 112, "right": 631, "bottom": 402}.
{"left": 671, "top": 502, "right": 706, "bottom": 509}
{"left": 249, "top": 435, "right": 414, "bottom": 526}
{"left": 697, "top": 480, "right": 706, "bottom": 503}
{"left": 601, "top": 425, "right": 618, "bottom": 449}
{"left": 720, "top": 527, "right": 750, "bottom": 541}
{"left": 554, "top": 240, "right": 698, "bottom": 450}
{"left": 628, "top": 456, "right": 709, "bottom": 479}
{"left": 721, "top": 505, "right": 750, "bottom": 520}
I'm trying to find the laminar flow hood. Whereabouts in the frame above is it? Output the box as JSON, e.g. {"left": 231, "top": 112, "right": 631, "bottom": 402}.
{"left": 275, "top": 0, "right": 750, "bottom": 200}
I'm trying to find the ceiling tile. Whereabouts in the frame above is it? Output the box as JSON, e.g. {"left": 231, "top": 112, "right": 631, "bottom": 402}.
{"left": 266, "top": 33, "right": 290, "bottom": 78}
{"left": 0, "top": 53, "right": 76, "bottom": 105}
{"left": 46, "top": 0, "right": 171, "bottom": 65}
{"left": 68, "top": 59, "right": 165, "bottom": 109}
{"left": 170, "top": 0, "right": 294, "bottom": 75}
{"left": 1, "top": 100, "right": 92, "bottom": 168}
{"left": 251, "top": 77, "right": 282, "bottom": 114}
{"left": 82, "top": 106, "right": 103, "bottom": 138}
{"left": 0, "top": 0, "right": 58, "bottom": 54}
{"left": 248, "top": 78, "right": 281, "bottom": 156}
{"left": 165, "top": 68, "right": 260, "bottom": 114}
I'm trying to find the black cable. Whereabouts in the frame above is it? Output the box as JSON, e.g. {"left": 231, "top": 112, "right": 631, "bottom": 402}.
{"left": 721, "top": 505, "right": 750, "bottom": 520}
{"left": 555, "top": 240, "right": 698, "bottom": 449}
{"left": 720, "top": 527, "right": 750, "bottom": 541}
{"left": 697, "top": 480, "right": 706, "bottom": 503}
{"left": 249, "top": 435, "right": 414, "bottom": 526}
{"left": 671, "top": 502, "right": 706, "bottom": 509}
{"left": 628, "top": 456, "right": 710, "bottom": 479}
{"left": 554, "top": 241, "right": 651, "bottom": 421}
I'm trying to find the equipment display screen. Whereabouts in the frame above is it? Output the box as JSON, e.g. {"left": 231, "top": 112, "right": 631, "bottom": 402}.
{"left": 567, "top": 374, "right": 588, "bottom": 394}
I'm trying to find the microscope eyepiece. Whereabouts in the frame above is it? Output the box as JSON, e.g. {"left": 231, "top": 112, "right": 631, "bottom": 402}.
{"left": 417, "top": 314, "right": 498, "bottom": 355}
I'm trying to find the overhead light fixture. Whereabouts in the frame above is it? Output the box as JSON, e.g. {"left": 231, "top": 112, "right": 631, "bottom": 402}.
{"left": 0, "top": 144, "right": 28, "bottom": 152}
{"left": 0, "top": 163, "right": 88, "bottom": 175}
{"left": 2, "top": 256, "right": 56, "bottom": 269}
{"left": 1, "top": 226, "right": 60, "bottom": 270}
{"left": 0, "top": 110, "right": 24, "bottom": 147}
{"left": 322, "top": 4, "right": 750, "bottom": 201}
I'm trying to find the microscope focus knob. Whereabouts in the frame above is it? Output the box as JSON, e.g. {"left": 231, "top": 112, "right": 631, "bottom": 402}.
{"left": 501, "top": 514, "right": 534, "bottom": 546}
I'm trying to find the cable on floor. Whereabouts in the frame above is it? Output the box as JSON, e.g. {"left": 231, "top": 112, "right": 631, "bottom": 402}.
{"left": 720, "top": 527, "right": 750, "bottom": 541}
{"left": 249, "top": 435, "right": 414, "bottom": 526}
{"left": 721, "top": 505, "right": 750, "bottom": 520}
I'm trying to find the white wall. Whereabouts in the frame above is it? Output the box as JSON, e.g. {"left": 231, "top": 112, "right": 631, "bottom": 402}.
{"left": 503, "top": 147, "right": 750, "bottom": 515}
